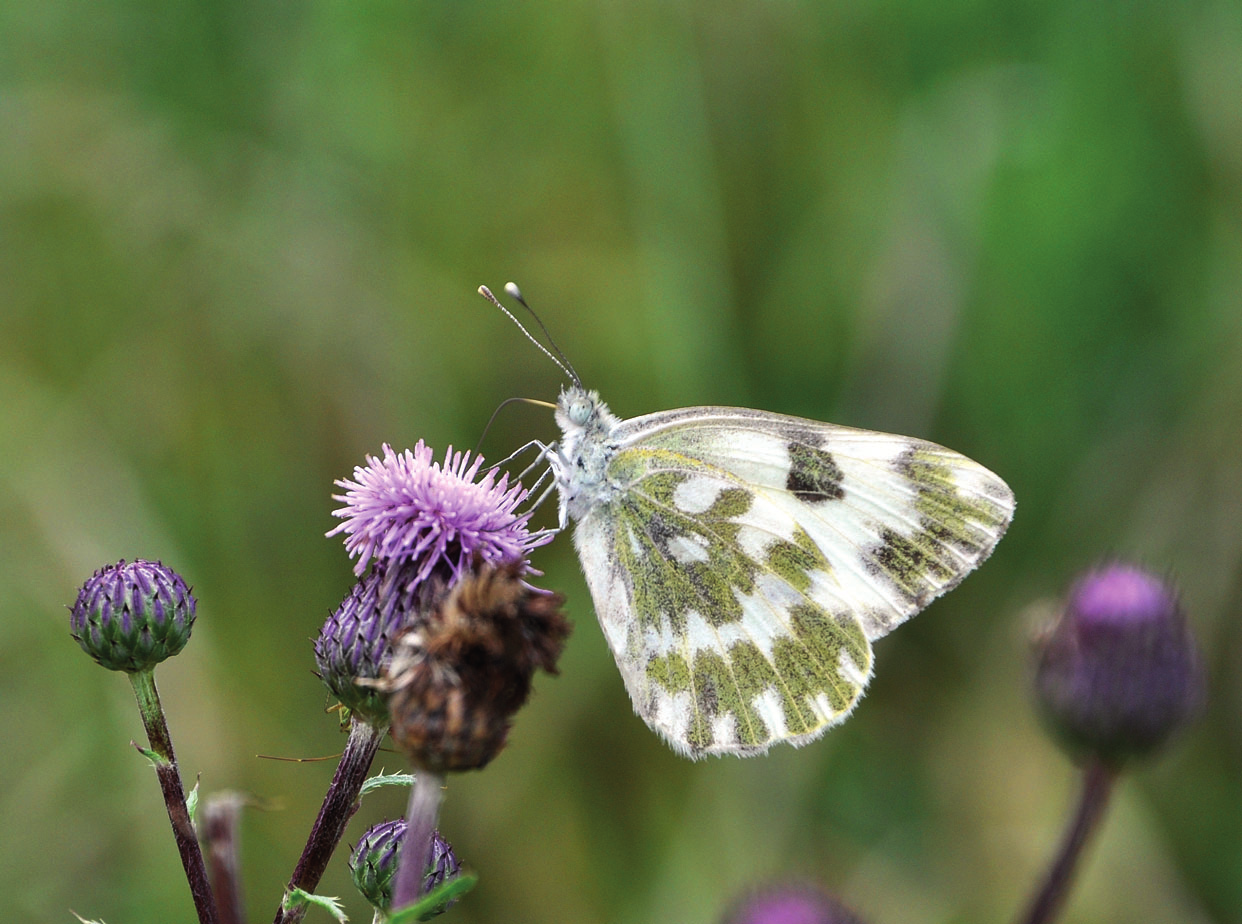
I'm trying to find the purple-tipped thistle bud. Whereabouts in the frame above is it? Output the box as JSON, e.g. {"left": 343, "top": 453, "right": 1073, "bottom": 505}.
{"left": 69, "top": 559, "right": 197, "bottom": 673}
{"left": 349, "top": 818, "right": 403, "bottom": 912}
{"left": 722, "top": 884, "right": 868, "bottom": 924}
{"left": 1033, "top": 562, "right": 1205, "bottom": 764}
{"left": 349, "top": 818, "right": 460, "bottom": 915}
{"left": 387, "top": 562, "right": 570, "bottom": 773}
{"left": 315, "top": 560, "right": 423, "bottom": 726}
{"left": 423, "top": 827, "right": 460, "bottom": 899}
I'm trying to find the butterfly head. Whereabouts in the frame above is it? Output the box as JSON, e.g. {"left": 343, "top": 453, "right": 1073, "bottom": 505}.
{"left": 554, "top": 386, "right": 619, "bottom": 441}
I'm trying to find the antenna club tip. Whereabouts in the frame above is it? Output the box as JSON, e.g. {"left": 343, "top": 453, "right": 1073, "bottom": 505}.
{"left": 504, "top": 282, "right": 523, "bottom": 301}
{"left": 478, "top": 285, "right": 494, "bottom": 298}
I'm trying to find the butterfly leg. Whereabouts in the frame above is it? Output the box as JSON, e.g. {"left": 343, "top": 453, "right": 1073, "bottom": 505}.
{"left": 491, "top": 439, "right": 552, "bottom": 472}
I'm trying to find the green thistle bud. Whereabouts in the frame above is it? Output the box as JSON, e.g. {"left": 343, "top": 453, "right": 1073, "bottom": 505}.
{"left": 349, "top": 818, "right": 460, "bottom": 916}
{"left": 69, "top": 560, "right": 197, "bottom": 673}
{"left": 350, "top": 818, "right": 404, "bottom": 912}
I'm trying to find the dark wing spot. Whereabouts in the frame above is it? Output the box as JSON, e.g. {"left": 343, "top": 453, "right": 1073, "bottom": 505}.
{"left": 786, "top": 442, "right": 845, "bottom": 504}
{"left": 696, "top": 675, "right": 720, "bottom": 718}
{"left": 868, "top": 528, "right": 953, "bottom": 605}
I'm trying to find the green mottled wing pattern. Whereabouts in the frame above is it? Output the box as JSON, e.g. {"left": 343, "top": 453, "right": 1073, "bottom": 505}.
{"left": 571, "top": 407, "right": 1013, "bottom": 758}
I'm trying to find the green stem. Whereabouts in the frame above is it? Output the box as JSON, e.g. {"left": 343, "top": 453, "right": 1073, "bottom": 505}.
{"left": 273, "top": 718, "right": 388, "bottom": 924}
{"left": 1016, "top": 758, "right": 1118, "bottom": 924}
{"left": 129, "top": 669, "right": 220, "bottom": 924}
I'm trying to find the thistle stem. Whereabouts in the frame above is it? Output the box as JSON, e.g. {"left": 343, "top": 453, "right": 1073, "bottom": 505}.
{"left": 203, "top": 792, "right": 247, "bottom": 924}
{"left": 1017, "top": 758, "right": 1118, "bottom": 924}
{"left": 273, "top": 718, "right": 387, "bottom": 924}
{"left": 128, "top": 668, "right": 220, "bottom": 924}
{"left": 391, "top": 770, "right": 445, "bottom": 910}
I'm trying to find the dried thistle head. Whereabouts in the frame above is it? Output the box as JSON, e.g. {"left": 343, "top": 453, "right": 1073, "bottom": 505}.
{"left": 387, "top": 562, "right": 571, "bottom": 773}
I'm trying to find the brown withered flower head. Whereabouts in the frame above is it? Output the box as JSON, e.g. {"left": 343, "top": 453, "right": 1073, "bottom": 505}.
{"left": 386, "top": 561, "right": 571, "bottom": 773}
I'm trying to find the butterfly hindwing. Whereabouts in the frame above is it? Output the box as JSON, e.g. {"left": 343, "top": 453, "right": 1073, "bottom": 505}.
{"left": 571, "top": 406, "right": 1013, "bottom": 757}
{"left": 573, "top": 450, "right": 873, "bottom": 757}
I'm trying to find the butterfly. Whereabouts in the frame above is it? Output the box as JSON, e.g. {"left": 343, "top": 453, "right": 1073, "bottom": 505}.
{"left": 484, "top": 285, "right": 1015, "bottom": 759}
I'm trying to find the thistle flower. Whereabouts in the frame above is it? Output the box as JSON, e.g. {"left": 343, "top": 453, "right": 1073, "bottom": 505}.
{"left": 327, "top": 442, "right": 553, "bottom": 585}
{"left": 722, "top": 884, "right": 868, "bottom": 924}
{"left": 387, "top": 562, "right": 571, "bottom": 773}
{"left": 321, "top": 442, "right": 555, "bottom": 724}
{"left": 327, "top": 443, "right": 564, "bottom": 914}
{"left": 349, "top": 818, "right": 460, "bottom": 915}
{"left": 1033, "top": 562, "right": 1205, "bottom": 764}
{"left": 69, "top": 559, "right": 197, "bottom": 673}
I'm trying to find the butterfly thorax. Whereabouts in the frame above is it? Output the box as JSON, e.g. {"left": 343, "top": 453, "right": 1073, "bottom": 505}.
{"left": 553, "top": 386, "right": 623, "bottom": 525}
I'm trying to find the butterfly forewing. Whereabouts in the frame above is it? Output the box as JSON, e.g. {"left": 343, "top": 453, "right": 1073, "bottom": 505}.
{"left": 612, "top": 408, "right": 1015, "bottom": 640}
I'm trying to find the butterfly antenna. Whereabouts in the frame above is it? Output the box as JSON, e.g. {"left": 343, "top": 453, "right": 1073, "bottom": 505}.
{"left": 476, "top": 281, "right": 578, "bottom": 382}
{"left": 473, "top": 395, "right": 557, "bottom": 456}
{"left": 503, "top": 282, "right": 582, "bottom": 389}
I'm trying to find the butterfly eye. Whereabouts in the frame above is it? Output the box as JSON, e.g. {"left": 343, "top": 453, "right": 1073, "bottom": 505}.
{"left": 568, "top": 396, "right": 593, "bottom": 426}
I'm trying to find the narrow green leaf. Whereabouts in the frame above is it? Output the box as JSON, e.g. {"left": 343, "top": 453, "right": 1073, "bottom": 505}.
{"left": 387, "top": 873, "right": 478, "bottom": 924}
{"left": 185, "top": 777, "right": 200, "bottom": 824}
{"left": 284, "top": 887, "right": 349, "bottom": 922}
{"left": 132, "top": 742, "right": 169, "bottom": 769}
{"left": 360, "top": 771, "right": 416, "bottom": 798}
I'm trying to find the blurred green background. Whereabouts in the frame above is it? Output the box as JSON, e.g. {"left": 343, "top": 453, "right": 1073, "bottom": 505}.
{"left": 3, "top": 0, "right": 1240, "bottom": 921}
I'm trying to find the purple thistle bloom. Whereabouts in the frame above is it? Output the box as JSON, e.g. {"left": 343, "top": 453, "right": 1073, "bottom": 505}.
{"left": 69, "top": 559, "right": 197, "bottom": 673}
{"left": 328, "top": 442, "right": 552, "bottom": 586}
{"left": 722, "top": 884, "right": 867, "bottom": 924}
{"left": 1034, "top": 562, "right": 1205, "bottom": 764}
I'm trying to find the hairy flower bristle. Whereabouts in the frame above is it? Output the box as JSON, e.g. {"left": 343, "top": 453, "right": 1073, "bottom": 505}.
{"left": 722, "top": 883, "right": 868, "bottom": 924}
{"left": 327, "top": 442, "right": 553, "bottom": 585}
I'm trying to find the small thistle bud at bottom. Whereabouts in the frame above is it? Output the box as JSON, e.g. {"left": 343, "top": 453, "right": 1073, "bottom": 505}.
{"left": 721, "top": 884, "right": 868, "bottom": 924}
{"left": 387, "top": 562, "right": 570, "bottom": 773}
{"left": 1033, "top": 562, "right": 1205, "bottom": 764}
{"left": 350, "top": 818, "right": 460, "bottom": 915}
{"left": 69, "top": 559, "right": 197, "bottom": 673}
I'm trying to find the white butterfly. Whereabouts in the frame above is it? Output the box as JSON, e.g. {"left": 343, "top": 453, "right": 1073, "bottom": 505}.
{"left": 485, "top": 285, "right": 1015, "bottom": 759}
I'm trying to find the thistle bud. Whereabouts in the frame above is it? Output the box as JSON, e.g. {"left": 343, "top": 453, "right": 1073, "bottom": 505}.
{"left": 387, "top": 563, "right": 570, "bottom": 773}
{"left": 1033, "top": 562, "right": 1205, "bottom": 764}
{"left": 349, "top": 818, "right": 460, "bottom": 915}
{"left": 315, "top": 560, "right": 424, "bottom": 726}
{"left": 69, "top": 560, "right": 197, "bottom": 673}
{"left": 722, "top": 884, "right": 868, "bottom": 924}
